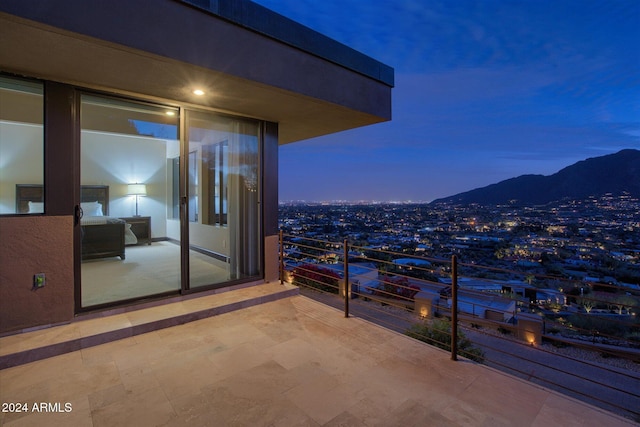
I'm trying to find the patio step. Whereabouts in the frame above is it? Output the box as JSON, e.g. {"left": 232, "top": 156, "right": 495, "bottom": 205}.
{"left": 0, "top": 282, "right": 298, "bottom": 369}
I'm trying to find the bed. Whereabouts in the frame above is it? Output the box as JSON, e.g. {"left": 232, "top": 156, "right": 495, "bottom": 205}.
{"left": 16, "top": 184, "right": 135, "bottom": 260}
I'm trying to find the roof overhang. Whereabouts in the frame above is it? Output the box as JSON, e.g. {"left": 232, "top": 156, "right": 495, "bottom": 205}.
{"left": 0, "top": 0, "right": 393, "bottom": 144}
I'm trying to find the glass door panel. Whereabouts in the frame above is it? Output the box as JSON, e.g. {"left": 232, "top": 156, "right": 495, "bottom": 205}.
{"left": 79, "top": 94, "right": 180, "bottom": 307}
{"left": 185, "top": 110, "right": 261, "bottom": 289}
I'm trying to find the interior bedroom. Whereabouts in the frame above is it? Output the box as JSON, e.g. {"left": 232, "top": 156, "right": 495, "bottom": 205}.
{"left": 2, "top": 84, "right": 260, "bottom": 308}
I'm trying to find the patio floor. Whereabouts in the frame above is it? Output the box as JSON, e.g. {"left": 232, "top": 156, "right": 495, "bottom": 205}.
{"left": 0, "top": 284, "right": 635, "bottom": 426}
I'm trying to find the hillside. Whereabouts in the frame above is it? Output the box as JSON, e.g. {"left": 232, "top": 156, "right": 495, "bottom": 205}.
{"left": 432, "top": 149, "right": 640, "bottom": 206}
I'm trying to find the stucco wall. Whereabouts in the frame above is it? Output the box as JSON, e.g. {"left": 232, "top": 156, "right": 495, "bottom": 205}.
{"left": 264, "top": 234, "right": 279, "bottom": 283}
{"left": 0, "top": 216, "right": 74, "bottom": 334}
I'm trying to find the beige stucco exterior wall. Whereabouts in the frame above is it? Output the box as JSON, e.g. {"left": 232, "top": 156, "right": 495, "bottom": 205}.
{"left": 0, "top": 216, "right": 74, "bottom": 334}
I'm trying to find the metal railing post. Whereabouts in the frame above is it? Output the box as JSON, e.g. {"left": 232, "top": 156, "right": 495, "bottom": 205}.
{"left": 344, "top": 239, "right": 349, "bottom": 318}
{"left": 451, "top": 255, "right": 458, "bottom": 361}
{"left": 279, "top": 230, "right": 284, "bottom": 284}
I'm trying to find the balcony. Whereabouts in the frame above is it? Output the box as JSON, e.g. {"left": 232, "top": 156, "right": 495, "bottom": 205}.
{"left": 0, "top": 236, "right": 637, "bottom": 425}
{"left": 0, "top": 283, "right": 633, "bottom": 426}
{"left": 279, "top": 232, "right": 640, "bottom": 422}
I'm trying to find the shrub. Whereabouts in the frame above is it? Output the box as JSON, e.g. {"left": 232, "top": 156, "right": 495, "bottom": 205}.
{"left": 497, "top": 326, "right": 512, "bottom": 335}
{"left": 542, "top": 336, "right": 569, "bottom": 348}
{"left": 374, "top": 275, "right": 421, "bottom": 300}
{"left": 406, "top": 319, "right": 485, "bottom": 363}
{"left": 625, "top": 331, "right": 640, "bottom": 345}
{"left": 546, "top": 326, "right": 561, "bottom": 334}
{"left": 567, "top": 314, "right": 628, "bottom": 339}
{"left": 293, "top": 264, "right": 341, "bottom": 294}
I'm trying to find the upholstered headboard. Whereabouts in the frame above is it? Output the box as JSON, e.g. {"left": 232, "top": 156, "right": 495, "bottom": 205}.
{"left": 16, "top": 184, "right": 110, "bottom": 215}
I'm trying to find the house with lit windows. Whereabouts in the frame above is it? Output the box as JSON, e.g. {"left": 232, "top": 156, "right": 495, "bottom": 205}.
{"left": 0, "top": 0, "right": 393, "bottom": 334}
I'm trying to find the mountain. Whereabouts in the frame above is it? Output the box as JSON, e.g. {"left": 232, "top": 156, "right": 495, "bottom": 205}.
{"left": 431, "top": 149, "right": 640, "bottom": 206}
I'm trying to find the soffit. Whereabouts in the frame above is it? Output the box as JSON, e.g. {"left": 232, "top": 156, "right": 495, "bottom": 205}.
{"left": 0, "top": 12, "right": 391, "bottom": 145}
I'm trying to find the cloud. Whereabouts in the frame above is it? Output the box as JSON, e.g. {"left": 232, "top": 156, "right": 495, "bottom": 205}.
{"left": 257, "top": 0, "right": 640, "bottom": 202}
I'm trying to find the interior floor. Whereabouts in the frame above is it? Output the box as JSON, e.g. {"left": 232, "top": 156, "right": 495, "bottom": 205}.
{"left": 81, "top": 241, "right": 229, "bottom": 306}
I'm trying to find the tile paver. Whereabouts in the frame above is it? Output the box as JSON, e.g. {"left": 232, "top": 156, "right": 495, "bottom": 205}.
{"left": 1, "top": 294, "right": 635, "bottom": 426}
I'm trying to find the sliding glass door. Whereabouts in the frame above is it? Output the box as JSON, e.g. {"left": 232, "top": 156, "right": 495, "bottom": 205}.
{"left": 185, "top": 110, "right": 261, "bottom": 289}
{"left": 77, "top": 92, "right": 262, "bottom": 308}
{"left": 79, "top": 94, "right": 181, "bottom": 307}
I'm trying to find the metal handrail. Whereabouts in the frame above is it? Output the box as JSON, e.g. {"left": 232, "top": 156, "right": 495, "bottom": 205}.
{"left": 279, "top": 232, "right": 640, "bottom": 420}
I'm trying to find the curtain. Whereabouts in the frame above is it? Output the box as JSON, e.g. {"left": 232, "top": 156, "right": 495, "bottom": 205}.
{"left": 228, "top": 120, "right": 260, "bottom": 279}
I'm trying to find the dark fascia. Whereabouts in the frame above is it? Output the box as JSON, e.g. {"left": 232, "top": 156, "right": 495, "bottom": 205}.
{"left": 179, "top": 0, "right": 395, "bottom": 87}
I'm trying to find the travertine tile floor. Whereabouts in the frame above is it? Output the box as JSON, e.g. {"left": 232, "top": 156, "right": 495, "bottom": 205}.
{"left": 0, "top": 294, "right": 635, "bottom": 426}
{"left": 0, "top": 282, "right": 296, "bottom": 364}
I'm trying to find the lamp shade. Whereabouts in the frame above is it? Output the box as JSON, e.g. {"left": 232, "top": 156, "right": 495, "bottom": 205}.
{"left": 127, "top": 184, "right": 147, "bottom": 196}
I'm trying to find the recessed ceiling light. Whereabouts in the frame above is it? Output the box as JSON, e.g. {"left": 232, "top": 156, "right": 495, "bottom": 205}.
{"left": 193, "top": 89, "right": 205, "bottom": 96}
{"left": 166, "top": 111, "right": 176, "bottom": 116}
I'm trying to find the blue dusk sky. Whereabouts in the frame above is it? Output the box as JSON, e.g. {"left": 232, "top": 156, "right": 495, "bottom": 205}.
{"left": 253, "top": 0, "right": 640, "bottom": 203}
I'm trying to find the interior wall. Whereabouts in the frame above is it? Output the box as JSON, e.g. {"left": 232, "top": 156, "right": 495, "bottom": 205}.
{"left": 88, "top": 127, "right": 234, "bottom": 252}
{"left": 168, "top": 128, "right": 253, "bottom": 261}
{"left": 81, "top": 130, "right": 172, "bottom": 239}
{"left": 189, "top": 222, "right": 230, "bottom": 255}
{"left": 0, "top": 121, "right": 43, "bottom": 214}
{"left": 0, "top": 216, "right": 74, "bottom": 334}
{"left": 165, "top": 139, "right": 180, "bottom": 241}
{"left": 188, "top": 141, "right": 230, "bottom": 256}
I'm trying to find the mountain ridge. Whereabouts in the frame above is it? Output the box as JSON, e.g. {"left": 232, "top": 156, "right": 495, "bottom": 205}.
{"left": 431, "top": 149, "right": 640, "bottom": 206}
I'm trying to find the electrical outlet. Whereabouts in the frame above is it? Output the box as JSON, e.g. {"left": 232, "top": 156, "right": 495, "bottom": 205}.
{"left": 33, "top": 273, "right": 45, "bottom": 290}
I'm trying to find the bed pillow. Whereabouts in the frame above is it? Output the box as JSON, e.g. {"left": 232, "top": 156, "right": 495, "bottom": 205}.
{"left": 81, "top": 201, "right": 103, "bottom": 216}
{"left": 28, "top": 201, "right": 44, "bottom": 213}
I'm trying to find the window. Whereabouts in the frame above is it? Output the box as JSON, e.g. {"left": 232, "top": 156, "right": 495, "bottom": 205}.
{"left": 0, "top": 76, "right": 44, "bottom": 215}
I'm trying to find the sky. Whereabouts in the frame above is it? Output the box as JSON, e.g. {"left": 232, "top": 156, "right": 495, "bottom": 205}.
{"left": 252, "top": 0, "right": 640, "bottom": 203}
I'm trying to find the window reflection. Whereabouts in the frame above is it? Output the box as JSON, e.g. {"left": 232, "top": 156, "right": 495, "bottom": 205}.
{"left": 0, "top": 76, "right": 44, "bottom": 215}
{"left": 187, "top": 111, "right": 261, "bottom": 287}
